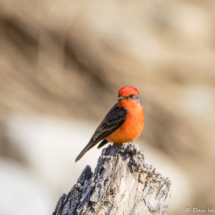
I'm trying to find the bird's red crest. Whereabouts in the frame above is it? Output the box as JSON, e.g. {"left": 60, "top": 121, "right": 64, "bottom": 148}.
{"left": 118, "top": 86, "right": 139, "bottom": 97}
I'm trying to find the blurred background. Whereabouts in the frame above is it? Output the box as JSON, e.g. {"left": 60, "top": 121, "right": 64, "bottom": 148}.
{"left": 0, "top": 0, "right": 215, "bottom": 214}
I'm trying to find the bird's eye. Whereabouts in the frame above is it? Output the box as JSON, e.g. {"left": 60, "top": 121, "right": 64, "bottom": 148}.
{"left": 130, "top": 94, "right": 134, "bottom": 98}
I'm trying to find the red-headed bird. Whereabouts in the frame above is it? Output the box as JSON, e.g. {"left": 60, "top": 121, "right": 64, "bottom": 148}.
{"left": 75, "top": 86, "right": 144, "bottom": 162}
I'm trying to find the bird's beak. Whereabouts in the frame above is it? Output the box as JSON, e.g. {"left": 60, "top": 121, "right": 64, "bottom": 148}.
{"left": 116, "top": 96, "right": 125, "bottom": 100}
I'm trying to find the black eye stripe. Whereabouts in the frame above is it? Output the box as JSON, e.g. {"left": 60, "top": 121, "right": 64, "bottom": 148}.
{"left": 126, "top": 94, "right": 135, "bottom": 99}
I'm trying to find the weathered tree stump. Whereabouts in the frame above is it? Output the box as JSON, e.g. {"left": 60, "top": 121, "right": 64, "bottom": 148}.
{"left": 53, "top": 142, "right": 171, "bottom": 215}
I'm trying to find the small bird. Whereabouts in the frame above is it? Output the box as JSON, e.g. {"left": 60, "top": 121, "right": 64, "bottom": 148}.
{"left": 75, "top": 86, "right": 144, "bottom": 162}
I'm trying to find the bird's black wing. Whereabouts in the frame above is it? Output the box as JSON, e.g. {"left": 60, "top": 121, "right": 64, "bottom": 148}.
{"left": 75, "top": 103, "right": 127, "bottom": 162}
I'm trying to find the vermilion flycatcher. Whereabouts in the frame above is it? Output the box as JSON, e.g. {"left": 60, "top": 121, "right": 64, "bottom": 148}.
{"left": 75, "top": 86, "right": 144, "bottom": 162}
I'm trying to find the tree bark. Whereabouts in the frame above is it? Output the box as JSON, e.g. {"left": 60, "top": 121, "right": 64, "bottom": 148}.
{"left": 53, "top": 142, "right": 171, "bottom": 215}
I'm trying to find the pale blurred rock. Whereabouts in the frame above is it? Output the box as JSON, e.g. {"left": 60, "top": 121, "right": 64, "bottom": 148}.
{"left": 4, "top": 114, "right": 102, "bottom": 193}
{"left": 178, "top": 85, "right": 215, "bottom": 119}
{"left": 0, "top": 158, "right": 54, "bottom": 215}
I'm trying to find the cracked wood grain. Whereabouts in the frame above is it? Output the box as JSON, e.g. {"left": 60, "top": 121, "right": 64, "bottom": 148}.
{"left": 53, "top": 143, "right": 171, "bottom": 215}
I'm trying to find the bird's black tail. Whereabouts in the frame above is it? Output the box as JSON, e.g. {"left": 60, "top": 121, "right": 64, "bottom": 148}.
{"left": 75, "top": 138, "right": 99, "bottom": 162}
{"left": 97, "top": 139, "right": 109, "bottom": 149}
